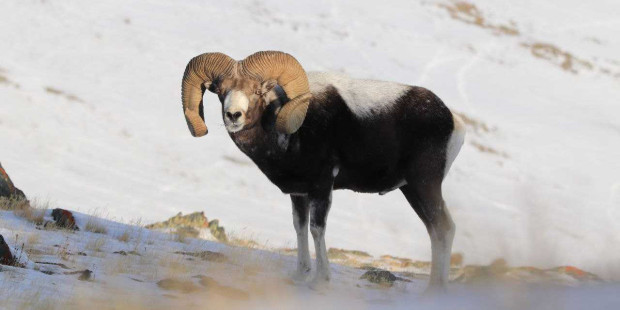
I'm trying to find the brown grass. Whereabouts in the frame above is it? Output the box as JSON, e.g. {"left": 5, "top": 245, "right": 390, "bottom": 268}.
{"left": 84, "top": 209, "right": 108, "bottom": 234}
{"left": 85, "top": 237, "right": 106, "bottom": 253}
{"left": 117, "top": 230, "right": 131, "bottom": 243}
{"left": 0, "top": 197, "right": 29, "bottom": 211}
{"left": 438, "top": 1, "right": 519, "bottom": 36}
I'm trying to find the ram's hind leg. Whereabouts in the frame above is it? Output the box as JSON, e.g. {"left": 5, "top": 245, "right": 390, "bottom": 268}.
{"left": 401, "top": 182, "right": 454, "bottom": 291}
{"left": 400, "top": 149, "right": 455, "bottom": 291}
{"left": 291, "top": 194, "right": 311, "bottom": 282}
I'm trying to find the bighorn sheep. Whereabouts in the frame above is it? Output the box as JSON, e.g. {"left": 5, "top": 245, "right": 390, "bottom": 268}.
{"left": 180, "top": 51, "right": 465, "bottom": 291}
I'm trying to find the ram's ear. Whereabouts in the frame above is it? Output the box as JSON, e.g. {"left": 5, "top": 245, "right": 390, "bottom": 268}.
{"left": 260, "top": 79, "right": 278, "bottom": 96}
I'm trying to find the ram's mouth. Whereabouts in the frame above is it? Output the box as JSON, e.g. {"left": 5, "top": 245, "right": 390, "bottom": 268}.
{"left": 225, "top": 123, "right": 245, "bottom": 133}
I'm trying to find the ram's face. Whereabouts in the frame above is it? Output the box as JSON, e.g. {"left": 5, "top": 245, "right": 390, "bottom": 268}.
{"left": 213, "top": 78, "right": 277, "bottom": 133}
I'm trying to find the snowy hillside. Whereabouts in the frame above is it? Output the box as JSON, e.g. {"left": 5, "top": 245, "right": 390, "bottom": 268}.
{"left": 1, "top": 0, "right": 619, "bottom": 280}
{"left": 2, "top": 207, "right": 620, "bottom": 309}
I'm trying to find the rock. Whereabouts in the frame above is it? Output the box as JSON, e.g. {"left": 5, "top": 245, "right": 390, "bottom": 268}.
{"left": 208, "top": 220, "right": 228, "bottom": 242}
{"left": 157, "top": 278, "right": 200, "bottom": 293}
{"left": 0, "top": 234, "right": 15, "bottom": 266}
{"left": 174, "top": 251, "right": 228, "bottom": 263}
{"left": 64, "top": 269, "right": 93, "bottom": 281}
{"left": 51, "top": 208, "right": 79, "bottom": 230}
{"left": 547, "top": 266, "right": 602, "bottom": 282}
{"left": 113, "top": 250, "right": 128, "bottom": 256}
{"left": 78, "top": 270, "right": 93, "bottom": 281}
{"left": 146, "top": 212, "right": 209, "bottom": 230}
{"left": 0, "top": 162, "right": 26, "bottom": 200}
{"left": 360, "top": 269, "right": 409, "bottom": 286}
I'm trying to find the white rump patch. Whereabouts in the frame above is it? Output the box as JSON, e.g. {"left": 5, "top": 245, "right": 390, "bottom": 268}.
{"left": 224, "top": 90, "right": 249, "bottom": 113}
{"left": 444, "top": 113, "right": 466, "bottom": 177}
{"left": 307, "top": 72, "right": 411, "bottom": 118}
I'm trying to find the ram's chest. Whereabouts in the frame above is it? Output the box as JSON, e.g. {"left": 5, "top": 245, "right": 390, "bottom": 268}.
{"left": 230, "top": 130, "right": 327, "bottom": 194}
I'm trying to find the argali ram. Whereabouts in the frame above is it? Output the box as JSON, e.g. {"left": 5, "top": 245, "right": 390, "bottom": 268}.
{"left": 179, "top": 51, "right": 466, "bottom": 291}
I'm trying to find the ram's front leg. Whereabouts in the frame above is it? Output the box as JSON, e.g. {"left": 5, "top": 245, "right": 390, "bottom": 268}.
{"left": 290, "top": 194, "right": 311, "bottom": 282}
{"left": 308, "top": 186, "right": 333, "bottom": 286}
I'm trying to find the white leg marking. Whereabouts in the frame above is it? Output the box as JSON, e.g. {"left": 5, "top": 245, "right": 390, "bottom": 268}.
{"left": 428, "top": 208, "right": 455, "bottom": 289}
{"left": 293, "top": 209, "right": 311, "bottom": 279}
{"left": 310, "top": 224, "right": 330, "bottom": 281}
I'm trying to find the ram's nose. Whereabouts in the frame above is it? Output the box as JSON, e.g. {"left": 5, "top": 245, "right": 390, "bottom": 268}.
{"left": 226, "top": 111, "right": 243, "bottom": 122}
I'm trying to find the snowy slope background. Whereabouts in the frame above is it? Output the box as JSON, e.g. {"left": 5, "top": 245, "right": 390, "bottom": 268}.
{"left": 1, "top": 0, "right": 619, "bottom": 278}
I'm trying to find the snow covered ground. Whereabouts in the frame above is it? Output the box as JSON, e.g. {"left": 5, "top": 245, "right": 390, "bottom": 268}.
{"left": 1, "top": 0, "right": 619, "bottom": 300}
{"left": 2, "top": 208, "right": 620, "bottom": 310}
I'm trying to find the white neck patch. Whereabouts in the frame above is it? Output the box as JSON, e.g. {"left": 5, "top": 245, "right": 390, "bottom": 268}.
{"left": 224, "top": 90, "right": 249, "bottom": 113}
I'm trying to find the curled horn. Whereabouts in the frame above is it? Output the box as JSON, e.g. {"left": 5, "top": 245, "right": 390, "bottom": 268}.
{"left": 240, "top": 51, "right": 311, "bottom": 134}
{"left": 181, "top": 53, "right": 236, "bottom": 137}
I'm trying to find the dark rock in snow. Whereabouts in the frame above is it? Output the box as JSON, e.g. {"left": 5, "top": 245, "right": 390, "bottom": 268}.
{"left": 360, "top": 269, "right": 409, "bottom": 286}
{"left": 0, "top": 234, "right": 15, "bottom": 266}
{"left": 0, "top": 162, "right": 26, "bottom": 200}
{"left": 51, "top": 208, "right": 79, "bottom": 230}
{"left": 78, "top": 269, "right": 93, "bottom": 281}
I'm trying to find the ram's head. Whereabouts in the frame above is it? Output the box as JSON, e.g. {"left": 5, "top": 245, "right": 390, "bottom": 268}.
{"left": 181, "top": 51, "right": 312, "bottom": 137}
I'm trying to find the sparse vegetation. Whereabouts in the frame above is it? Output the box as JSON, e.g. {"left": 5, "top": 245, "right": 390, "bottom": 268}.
{"left": 85, "top": 237, "right": 106, "bottom": 253}
{"left": 117, "top": 230, "right": 131, "bottom": 243}
{"left": 84, "top": 209, "right": 108, "bottom": 234}
{"left": 0, "top": 197, "right": 29, "bottom": 211}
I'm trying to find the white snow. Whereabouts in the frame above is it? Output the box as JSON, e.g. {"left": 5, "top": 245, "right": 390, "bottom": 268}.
{"left": 1, "top": 0, "right": 619, "bottom": 296}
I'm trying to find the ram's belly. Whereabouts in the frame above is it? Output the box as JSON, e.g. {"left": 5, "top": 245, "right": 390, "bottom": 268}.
{"left": 333, "top": 164, "right": 406, "bottom": 194}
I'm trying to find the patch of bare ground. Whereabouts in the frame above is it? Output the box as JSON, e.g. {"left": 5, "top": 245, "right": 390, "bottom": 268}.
{"left": 522, "top": 42, "right": 594, "bottom": 74}
{"left": 469, "top": 140, "right": 509, "bottom": 158}
{"left": 0, "top": 68, "right": 20, "bottom": 88}
{"left": 44, "top": 86, "right": 84, "bottom": 103}
{"left": 438, "top": 1, "right": 519, "bottom": 36}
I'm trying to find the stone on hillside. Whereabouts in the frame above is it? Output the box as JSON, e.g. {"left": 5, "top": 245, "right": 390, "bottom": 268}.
{"left": 208, "top": 219, "right": 228, "bottom": 242}
{"left": 547, "top": 266, "right": 602, "bottom": 282}
{"left": 146, "top": 211, "right": 209, "bottom": 230}
{"left": 0, "top": 234, "right": 15, "bottom": 266}
{"left": 51, "top": 208, "right": 79, "bottom": 230}
{"left": 0, "top": 162, "right": 27, "bottom": 201}
{"left": 360, "top": 269, "right": 409, "bottom": 286}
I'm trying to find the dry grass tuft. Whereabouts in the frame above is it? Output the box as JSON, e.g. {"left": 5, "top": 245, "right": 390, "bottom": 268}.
{"left": 0, "top": 197, "right": 29, "bottom": 211}
{"left": 6, "top": 198, "right": 49, "bottom": 226}
{"left": 84, "top": 209, "right": 108, "bottom": 234}
{"left": 117, "top": 230, "right": 131, "bottom": 243}
{"left": 171, "top": 227, "right": 198, "bottom": 244}
{"left": 85, "top": 237, "right": 106, "bottom": 253}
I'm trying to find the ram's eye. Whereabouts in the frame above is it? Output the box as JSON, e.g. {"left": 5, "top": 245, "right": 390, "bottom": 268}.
{"left": 255, "top": 89, "right": 262, "bottom": 95}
